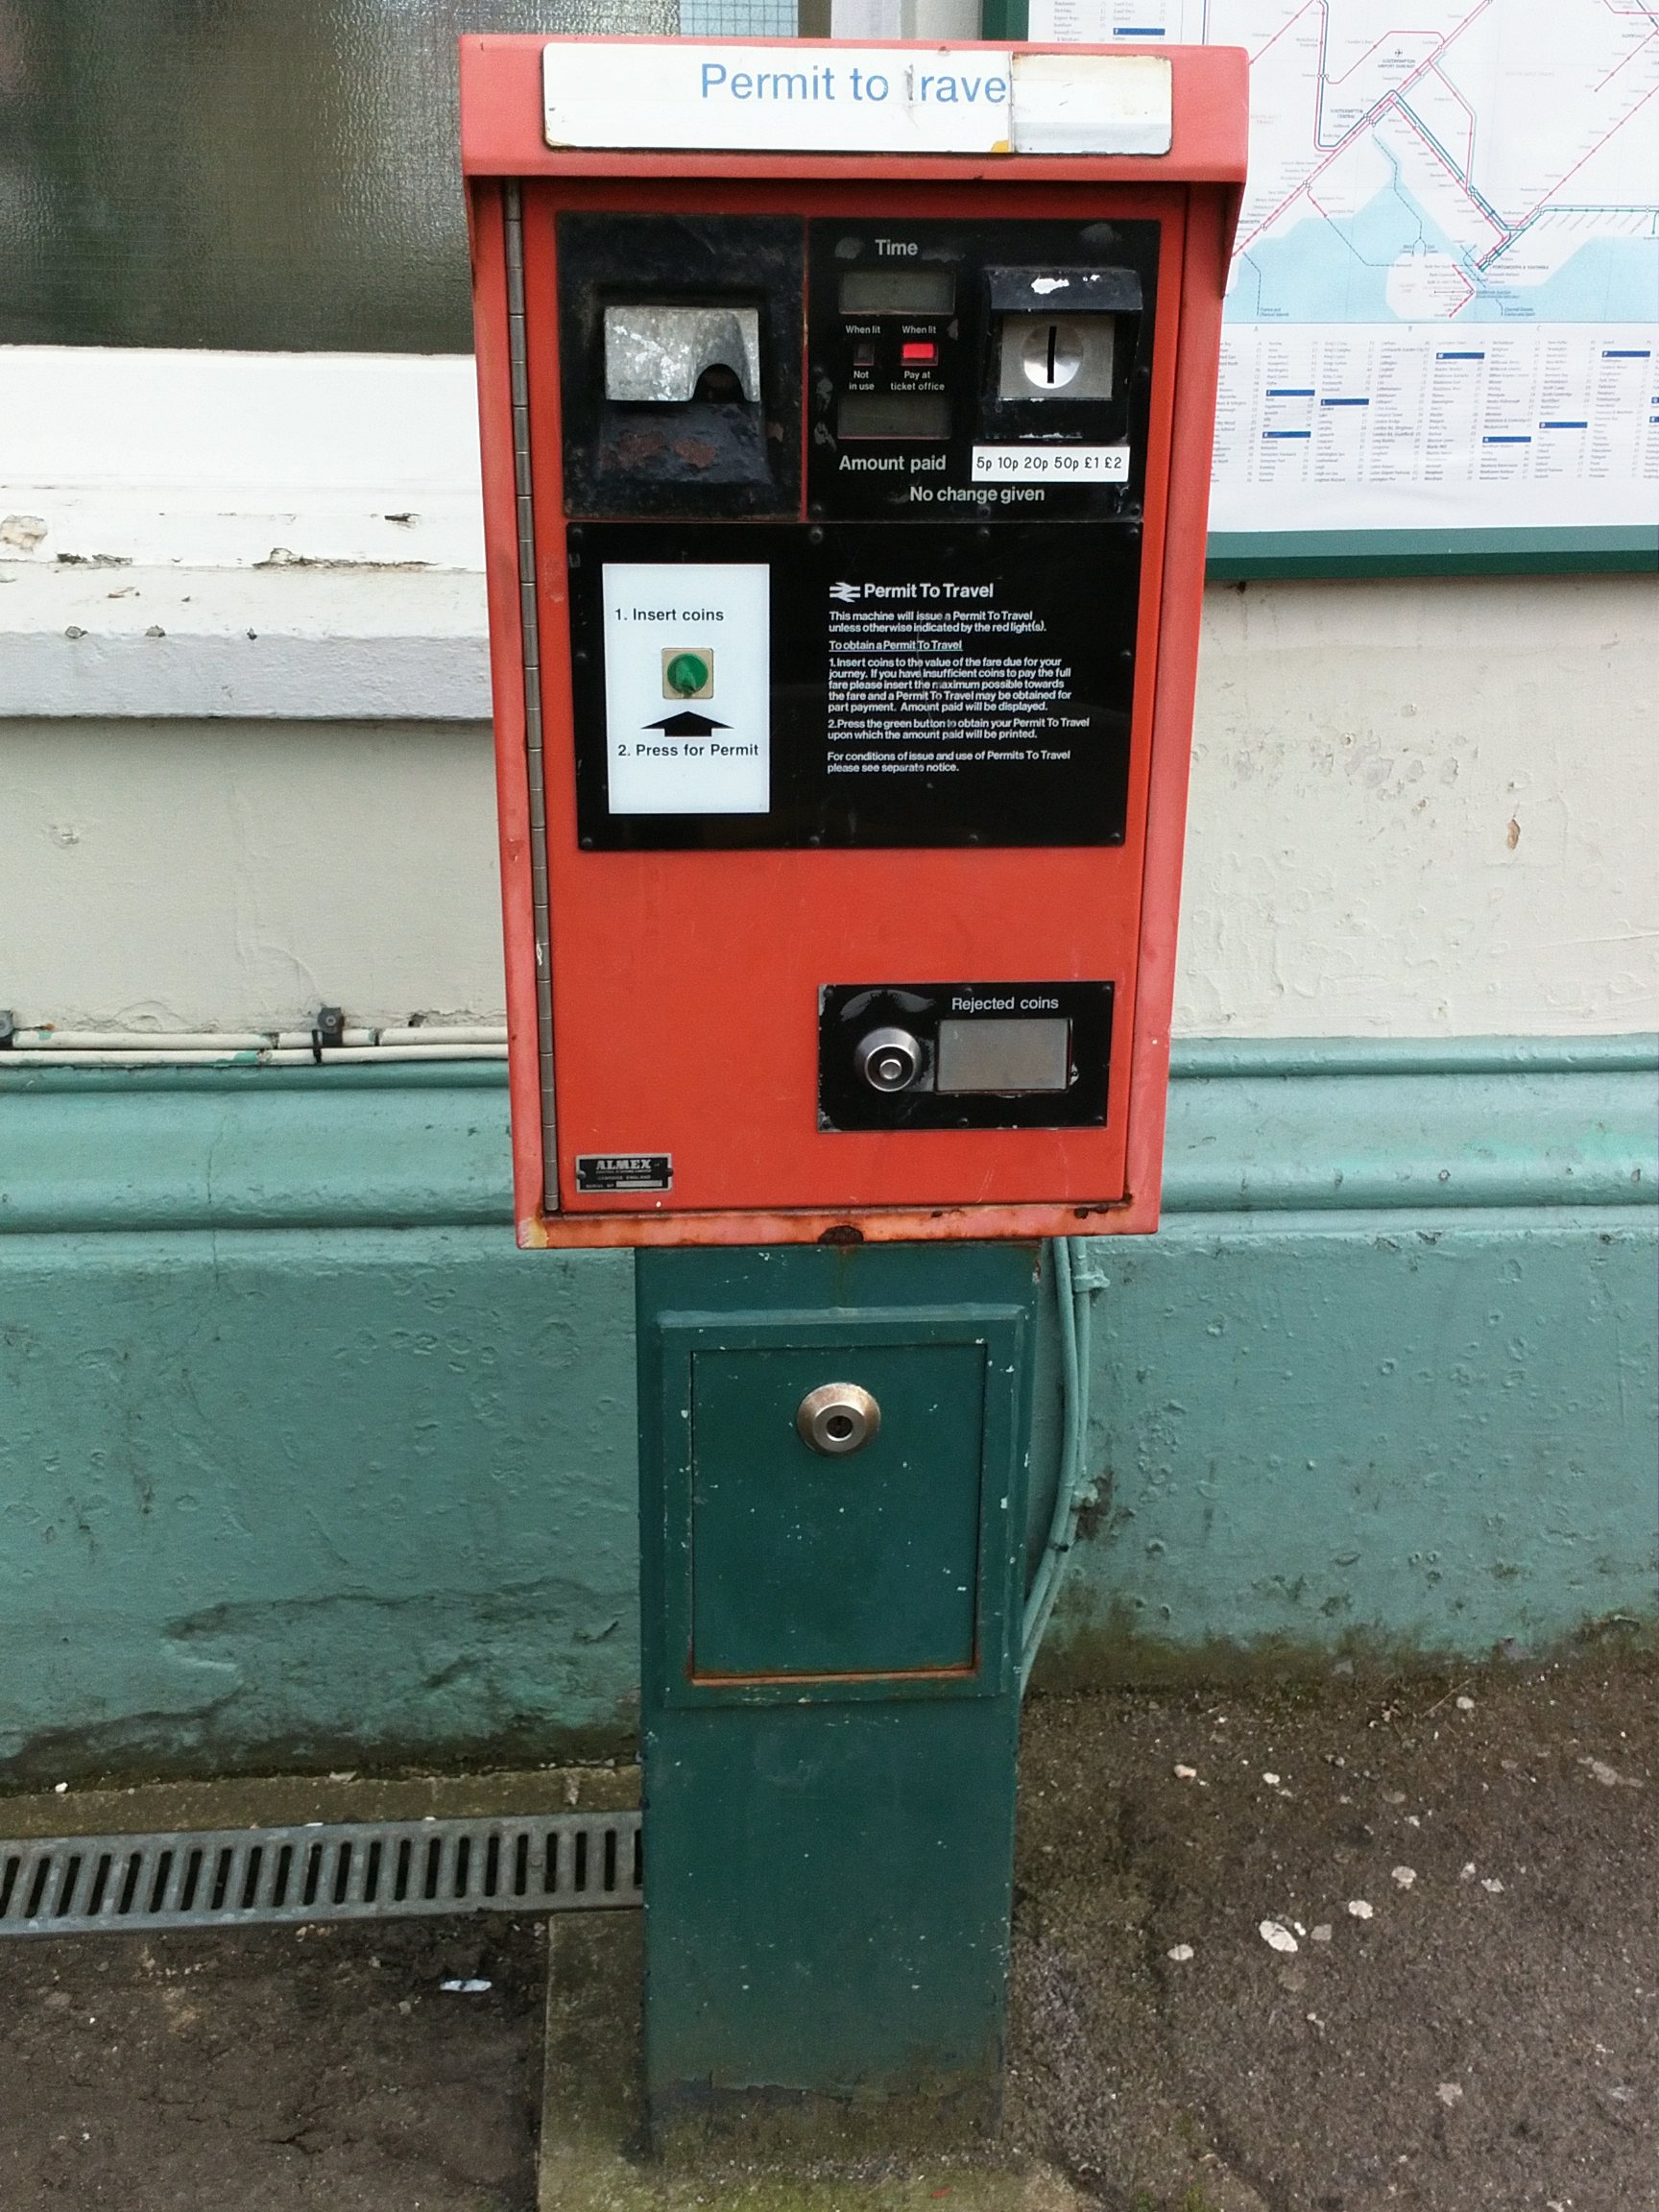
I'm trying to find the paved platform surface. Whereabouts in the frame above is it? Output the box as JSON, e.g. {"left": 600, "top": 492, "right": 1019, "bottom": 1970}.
{"left": 1004, "top": 1651, "right": 1655, "bottom": 2212}
{"left": 0, "top": 1655, "right": 1650, "bottom": 2211}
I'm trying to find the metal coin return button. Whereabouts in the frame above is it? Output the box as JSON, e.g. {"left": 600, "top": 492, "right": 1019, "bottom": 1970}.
{"left": 796, "top": 1382, "right": 881, "bottom": 1456}
{"left": 854, "top": 1025, "right": 923, "bottom": 1094}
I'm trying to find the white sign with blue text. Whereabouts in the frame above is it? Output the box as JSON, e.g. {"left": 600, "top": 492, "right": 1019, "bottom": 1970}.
{"left": 546, "top": 43, "right": 1016, "bottom": 155}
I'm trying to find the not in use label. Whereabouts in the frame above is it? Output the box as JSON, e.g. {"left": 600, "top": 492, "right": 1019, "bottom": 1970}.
{"left": 602, "top": 563, "right": 770, "bottom": 814}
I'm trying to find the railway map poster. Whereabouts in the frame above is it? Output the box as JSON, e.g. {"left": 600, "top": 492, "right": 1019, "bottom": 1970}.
{"left": 1025, "top": 0, "right": 1659, "bottom": 561}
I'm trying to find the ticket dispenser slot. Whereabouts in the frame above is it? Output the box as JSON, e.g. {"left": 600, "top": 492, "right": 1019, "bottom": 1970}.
{"left": 558, "top": 213, "right": 804, "bottom": 517}
{"left": 603, "top": 305, "right": 761, "bottom": 404}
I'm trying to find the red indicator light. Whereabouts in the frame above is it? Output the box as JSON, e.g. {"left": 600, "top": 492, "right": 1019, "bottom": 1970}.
{"left": 901, "top": 341, "right": 938, "bottom": 364}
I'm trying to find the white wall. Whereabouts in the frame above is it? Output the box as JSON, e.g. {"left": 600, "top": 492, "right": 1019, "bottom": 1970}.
{"left": 3, "top": 346, "right": 1655, "bottom": 1040}
{"left": 5, "top": 572, "right": 1654, "bottom": 1039}
{"left": 1180, "top": 574, "right": 1659, "bottom": 1036}
{"left": 2, "top": 719, "right": 505, "bottom": 1031}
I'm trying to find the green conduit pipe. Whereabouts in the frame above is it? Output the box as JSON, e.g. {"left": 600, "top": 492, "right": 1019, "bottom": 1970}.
{"left": 1021, "top": 1238, "right": 1102, "bottom": 1690}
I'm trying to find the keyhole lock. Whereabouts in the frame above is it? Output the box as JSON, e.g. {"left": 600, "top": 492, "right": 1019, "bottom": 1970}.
{"left": 796, "top": 1382, "right": 881, "bottom": 1457}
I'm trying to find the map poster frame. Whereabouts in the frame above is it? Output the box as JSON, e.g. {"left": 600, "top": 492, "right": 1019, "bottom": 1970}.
{"left": 992, "top": 0, "right": 1659, "bottom": 578}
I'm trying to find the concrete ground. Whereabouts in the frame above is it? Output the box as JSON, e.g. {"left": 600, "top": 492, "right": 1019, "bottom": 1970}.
{"left": 0, "top": 1654, "right": 1651, "bottom": 2212}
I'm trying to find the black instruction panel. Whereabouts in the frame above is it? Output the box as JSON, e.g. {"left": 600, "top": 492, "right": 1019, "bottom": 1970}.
{"left": 567, "top": 522, "right": 1138, "bottom": 850}
{"left": 555, "top": 208, "right": 1162, "bottom": 853}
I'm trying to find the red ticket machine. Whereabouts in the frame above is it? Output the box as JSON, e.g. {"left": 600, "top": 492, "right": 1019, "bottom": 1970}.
{"left": 462, "top": 36, "right": 1244, "bottom": 1251}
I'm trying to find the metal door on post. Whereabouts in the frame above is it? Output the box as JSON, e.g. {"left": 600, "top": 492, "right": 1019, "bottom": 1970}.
{"left": 679, "top": 1323, "right": 1013, "bottom": 1689}
{"left": 636, "top": 1243, "right": 1038, "bottom": 2148}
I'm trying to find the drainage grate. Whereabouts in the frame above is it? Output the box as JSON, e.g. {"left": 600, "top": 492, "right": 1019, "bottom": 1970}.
{"left": 0, "top": 1811, "right": 641, "bottom": 1938}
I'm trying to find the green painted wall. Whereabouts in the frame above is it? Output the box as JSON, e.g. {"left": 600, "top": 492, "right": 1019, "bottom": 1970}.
{"left": 0, "top": 1045, "right": 1653, "bottom": 1784}
{"left": 1053, "top": 1211, "right": 1655, "bottom": 1674}
{"left": 0, "top": 1226, "right": 638, "bottom": 1780}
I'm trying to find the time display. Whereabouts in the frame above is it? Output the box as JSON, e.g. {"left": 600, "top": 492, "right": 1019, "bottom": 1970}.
{"left": 838, "top": 268, "right": 956, "bottom": 315}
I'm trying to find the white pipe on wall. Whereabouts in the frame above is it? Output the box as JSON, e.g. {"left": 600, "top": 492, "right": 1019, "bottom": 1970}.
{"left": 3, "top": 1046, "right": 508, "bottom": 1066}
{"left": 4, "top": 1026, "right": 508, "bottom": 1068}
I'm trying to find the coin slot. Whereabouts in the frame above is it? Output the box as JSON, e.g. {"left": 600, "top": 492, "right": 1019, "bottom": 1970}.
{"left": 997, "top": 312, "right": 1116, "bottom": 402}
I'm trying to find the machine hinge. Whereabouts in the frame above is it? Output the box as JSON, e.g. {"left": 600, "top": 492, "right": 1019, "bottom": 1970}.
{"left": 503, "top": 179, "right": 560, "bottom": 1216}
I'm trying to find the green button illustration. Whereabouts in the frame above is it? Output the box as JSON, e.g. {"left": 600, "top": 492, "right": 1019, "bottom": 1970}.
{"left": 663, "top": 649, "right": 712, "bottom": 700}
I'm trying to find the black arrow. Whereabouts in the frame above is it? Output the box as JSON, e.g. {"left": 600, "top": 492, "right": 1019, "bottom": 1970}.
{"left": 645, "top": 710, "right": 730, "bottom": 737}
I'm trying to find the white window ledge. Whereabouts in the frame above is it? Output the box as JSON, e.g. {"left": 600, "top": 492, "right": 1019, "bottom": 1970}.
{"left": 0, "top": 561, "right": 492, "bottom": 721}
{"left": 1, "top": 345, "right": 495, "bottom": 719}
{"left": 2, "top": 348, "right": 484, "bottom": 569}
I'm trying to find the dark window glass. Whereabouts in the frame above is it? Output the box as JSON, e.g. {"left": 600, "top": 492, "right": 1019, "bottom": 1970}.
{"left": 0, "top": 0, "right": 707, "bottom": 353}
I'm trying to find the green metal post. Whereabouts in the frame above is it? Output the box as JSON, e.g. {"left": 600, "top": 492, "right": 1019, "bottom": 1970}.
{"left": 636, "top": 1240, "right": 1040, "bottom": 2152}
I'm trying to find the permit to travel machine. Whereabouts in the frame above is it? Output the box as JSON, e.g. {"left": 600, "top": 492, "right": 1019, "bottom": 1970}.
{"left": 461, "top": 33, "right": 1245, "bottom": 2151}
{"left": 463, "top": 32, "right": 1244, "bottom": 1251}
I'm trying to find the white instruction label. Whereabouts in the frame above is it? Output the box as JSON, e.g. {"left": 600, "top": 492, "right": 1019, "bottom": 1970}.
{"left": 602, "top": 564, "right": 770, "bottom": 816}
{"left": 543, "top": 44, "right": 1171, "bottom": 157}
{"left": 547, "top": 44, "right": 1013, "bottom": 156}
{"left": 972, "top": 445, "right": 1131, "bottom": 483}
